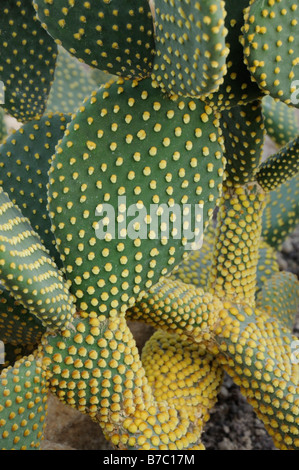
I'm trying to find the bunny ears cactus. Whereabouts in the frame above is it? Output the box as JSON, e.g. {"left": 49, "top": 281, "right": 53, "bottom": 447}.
{"left": 0, "top": 0, "right": 298, "bottom": 452}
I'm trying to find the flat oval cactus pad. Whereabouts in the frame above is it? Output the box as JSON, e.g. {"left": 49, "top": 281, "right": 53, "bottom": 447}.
{"left": 48, "top": 77, "right": 226, "bottom": 318}
{"left": 33, "top": 0, "right": 156, "bottom": 79}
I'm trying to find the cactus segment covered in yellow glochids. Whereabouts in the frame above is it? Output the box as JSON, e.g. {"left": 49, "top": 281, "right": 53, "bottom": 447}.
{"left": 256, "top": 271, "right": 299, "bottom": 331}
{"left": 242, "top": 0, "right": 299, "bottom": 108}
{"left": 262, "top": 173, "right": 299, "bottom": 250}
{"left": 0, "top": 0, "right": 58, "bottom": 123}
{"left": 256, "top": 136, "right": 299, "bottom": 192}
{"left": 48, "top": 76, "right": 225, "bottom": 319}
{"left": 262, "top": 95, "right": 299, "bottom": 148}
{"left": 151, "top": 0, "right": 229, "bottom": 98}
{"left": 0, "top": 113, "right": 72, "bottom": 268}
{"left": 33, "top": 0, "right": 156, "bottom": 80}
{"left": 213, "top": 302, "right": 299, "bottom": 450}
{"left": 255, "top": 240, "right": 279, "bottom": 294}
{"left": 127, "top": 277, "right": 223, "bottom": 344}
{"left": 43, "top": 313, "right": 221, "bottom": 450}
{"left": 0, "top": 188, "right": 76, "bottom": 331}
{"left": 0, "top": 109, "right": 7, "bottom": 144}
{"left": 0, "top": 346, "right": 48, "bottom": 450}
{"left": 220, "top": 100, "right": 265, "bottom": 184}
{"left": 207, "top": 183, "right": 266, "bottom": 307}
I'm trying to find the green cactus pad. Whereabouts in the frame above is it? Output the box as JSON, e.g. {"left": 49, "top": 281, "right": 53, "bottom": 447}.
{"left": 214, "top": 302, "right": 299, "bottom": 450}
{"left": 45, "top": 46, "right": 97, "bottom": 115}
{"left": 0, "top": 0, "right": 57, "bottom": 123}
{"left": 127, "top": 277, "right": 223, "bottom": 344}
{"left": 255, "top": 241, "right": 279, "bottom": 294}
{"left": 262, "top": 173, "right": 299, "bottom": 250}
{"left": 207, "top": 183, "right": 266, "bottom": 306}
{"left": 0, "top": 113, "right": 72, "bottom": 266}
{"left": 0, "top": 188, "right": 76, "bottom": 331}
{"left": 151, "top": 0, "right": 229, "bottom": 98}
{"left": 0, "top": 288, "right": 45, "bottom": 346}
{"left": 0, "top": 347, "right": 48, "bottom": 450}
{"left": 256, "top": 271, "right": 299, "bottom": 331}
{"left": 48, "top": 77, "right": 225, "bottom": 318}
{"left": 33, "top": 0, "right": 155, "bottom": 80}
{"left": 256, "top": 136, "right": 299, "bottom": 192}
{"left": 262, "top": 95, "right": 299, "bottom": 148}
{"left": 202, "top": 0, "right": 263, "bottom": 111}
{"left": 220, "top": 100, "right": 265, "bottom": 184}
{"left": 242, "top": 0, "right": 299, "bottom": 107}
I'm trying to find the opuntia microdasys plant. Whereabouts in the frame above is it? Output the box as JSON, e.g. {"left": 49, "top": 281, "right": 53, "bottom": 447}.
{"left": 0, "top": 0, "right": 298, "bottom": 451}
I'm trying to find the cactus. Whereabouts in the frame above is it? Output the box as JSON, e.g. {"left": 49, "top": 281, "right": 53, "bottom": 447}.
{"left": 0, "top": 0, "right": 58, "bottom": 122}
{"left": 262, "top": 95, "right": 299, "bottom": 148}
{"left": 0, "top": 0, "right": 298, "bottom": 452}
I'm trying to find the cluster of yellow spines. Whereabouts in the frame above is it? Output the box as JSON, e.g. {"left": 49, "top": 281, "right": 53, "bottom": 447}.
{"left": 33, "top": 0, "right": 156, "bottom": 79}
{"left": 151, "top": 0, "right": 229, "bottom": 97}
